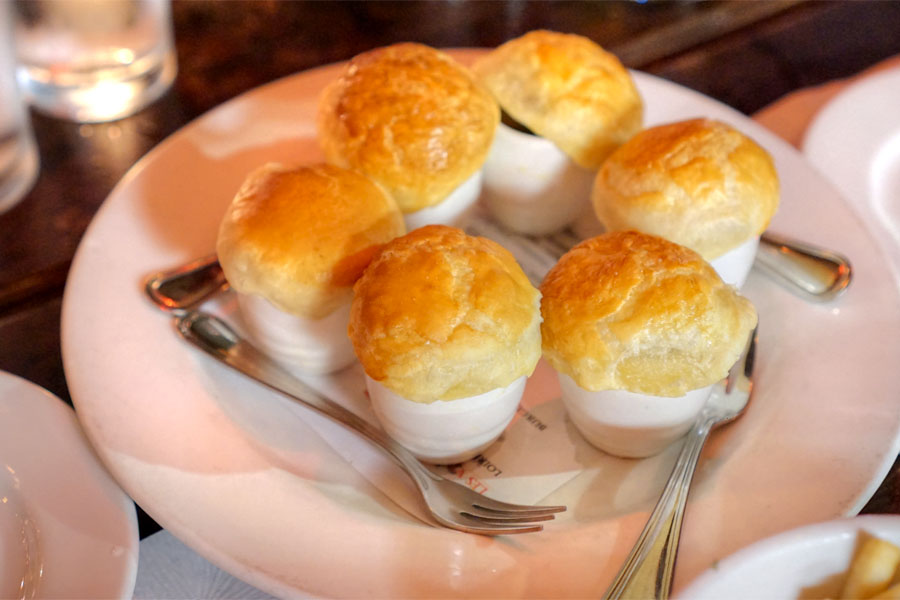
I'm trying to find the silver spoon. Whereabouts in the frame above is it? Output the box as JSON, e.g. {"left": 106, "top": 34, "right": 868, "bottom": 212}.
{"left": 757, "top": 232, "right": 851, "bottom": 302}
{"left": 603, "top": 326, "right": 757, "bottom": 600}
{"left": 144, "top": 254, "right": 227, "bottom": 315}
{"left": 143, "top": 233, "right": 851, "bottom": 314}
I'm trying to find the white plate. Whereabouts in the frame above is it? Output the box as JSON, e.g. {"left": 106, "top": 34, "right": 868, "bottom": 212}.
{"left": 803, "top": 66, "right": 900, "bottom": 283}
{"left": 61, "top": 50, "right": 900, "bottom": 598}
{"left": 679, "top": 514, "right": 900, "bottom": 599}
{"left": 0, "top": 371, "right": 138, "bottom": 598}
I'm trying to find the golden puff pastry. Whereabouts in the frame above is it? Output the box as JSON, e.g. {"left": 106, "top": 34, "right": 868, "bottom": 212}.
{"left": 317, "top": 43, "right": 498, "bottom": 215}
{"left": 349, "top": 225, "right": 542, "bottom": 403}
{"left": 592, "top": 118, "right": 780, "bottom": 260}
{"left": 472, "top": 30, "right": 643, "bottom": 169}
{"left": 540, "top": 230, "right": 757, "bottom": 396}
{"left": 217, "top": 163, "right": 405, "bottom": 319}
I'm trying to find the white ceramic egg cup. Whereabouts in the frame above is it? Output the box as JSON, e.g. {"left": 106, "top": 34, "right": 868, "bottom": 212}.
{"left": 365, "top": 374, "right": 526, "bottom": 464}
{"left": 236, "top": 293, "right": 356, "bottom": 375}
{"left": 710, "top": 235, "right": 760, "bottom": 288}
{"left": 403, "top": 170, "right": 483, "bottom": 230}
{"left": 480, "top": 122, "right": 594, "bottom": 235}
{"left": 557, "top": 373, "right": 713, "bottom": 458}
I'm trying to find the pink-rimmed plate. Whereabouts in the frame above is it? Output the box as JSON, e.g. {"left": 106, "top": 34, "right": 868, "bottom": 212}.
{"left": 62, "top": 50, "right": 900, "bottom": 597}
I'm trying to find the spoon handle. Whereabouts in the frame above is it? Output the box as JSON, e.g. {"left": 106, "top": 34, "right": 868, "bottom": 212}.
{"left": 756, "top": 233, "right": 851, "bottom": 302}
{"left": 603, "top": 417, "right": 715, "bottom": 600}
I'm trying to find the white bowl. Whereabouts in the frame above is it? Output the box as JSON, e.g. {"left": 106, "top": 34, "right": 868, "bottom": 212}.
{"left": 710, "top": 235, "right": 760, "bottom": 288}
{"left": 558, "top": 373, "right": 712, "bottom": 458}
{"left": 236, "top": 292, "right": 355, "bottom": 375}
{"left": 403, "top": 169, "right": 482, "bottom": 230}
{"left": 678, "top": 515, "right": 900, "bottom": 599}
{"left": 364, "top": 374, "right": 526, "bottom": 464}
{"left": 480, "top": 122, "right": 594, "bottom": 235}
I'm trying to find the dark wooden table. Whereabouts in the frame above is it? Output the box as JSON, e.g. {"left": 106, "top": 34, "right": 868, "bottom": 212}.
{"left": 2, "top": 0, "right": 899, "bottom": 540}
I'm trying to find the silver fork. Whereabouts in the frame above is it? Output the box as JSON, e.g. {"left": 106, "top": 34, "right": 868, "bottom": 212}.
{"left": 172, "top": 310, "right": 565, "bottom": 535}
{"left": 602, "top": 326, "right": 758, "bottom": 599}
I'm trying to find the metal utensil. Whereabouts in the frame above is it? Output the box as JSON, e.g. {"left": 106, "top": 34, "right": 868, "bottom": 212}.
{"left": 143, "top": 232, "right": 850, "bottom": 316}
{"left": 757, "top": 233, "right": 851, "bottom": 302}
{"left": 174, "top": 310, "right": 565, "bottom": 535}
{"left": 144, "top": 254, "right": 226, "bottom": 316}
{"left": 603, "top": 326, "right": 758, "bottom": 599}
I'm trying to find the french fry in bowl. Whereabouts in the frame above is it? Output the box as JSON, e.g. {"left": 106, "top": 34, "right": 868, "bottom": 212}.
{"left": 840, "top": 533, "right": 900, "bottom": 599}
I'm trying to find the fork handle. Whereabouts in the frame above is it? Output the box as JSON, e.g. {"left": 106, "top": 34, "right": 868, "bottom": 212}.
{"left": 603, "top": 415, "right": 715, "bottom": 600}
{"left": 174, "top": 310, "right": 439, "bottom": 492}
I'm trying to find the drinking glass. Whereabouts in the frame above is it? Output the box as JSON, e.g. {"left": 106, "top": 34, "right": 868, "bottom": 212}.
{"left": 0, "top": 5, "right": 39, "bottom": 214}
{"left": 11, "top": 0, "right": 177, "bottom": 123}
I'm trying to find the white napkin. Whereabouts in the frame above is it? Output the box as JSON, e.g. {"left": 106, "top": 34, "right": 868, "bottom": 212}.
{"left": 133, "top": 530, "right": 276, "bottom": 600}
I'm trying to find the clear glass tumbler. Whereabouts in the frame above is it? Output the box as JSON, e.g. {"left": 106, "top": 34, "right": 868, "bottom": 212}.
{"left": 11, "top": 0, "right": 177, "bottom": 123}
{"left": 0, "top": 5, "right": 39, "bottom": 214}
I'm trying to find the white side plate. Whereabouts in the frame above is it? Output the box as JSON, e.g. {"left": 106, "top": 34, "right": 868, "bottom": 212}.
{"left": 804, "top": 66, "right": 900, "bottom": 282}
{"left": 679, "top": 515, "right": 900, "bottom": 599}
{"left": 0, "top": 371, "right": 138, "bottom": 598}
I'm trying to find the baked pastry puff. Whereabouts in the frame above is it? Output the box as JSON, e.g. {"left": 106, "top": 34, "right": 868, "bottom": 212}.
{"left": 349, "top": 225, "right": 542, "bottom": 463}
{"left": 592, "top": 118, "right": 780, "bottom": 287}
{"left": 540, "top": 230, "right": 757, "bottom": 457}
{"left": 317, "top": 43, "right": 499, "bottom": 230}
{"left": 472, "top": 30, "right": 643, "bottom": 234}
{"left": 216, "top": 163, "right": 405, "bottom": 374}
